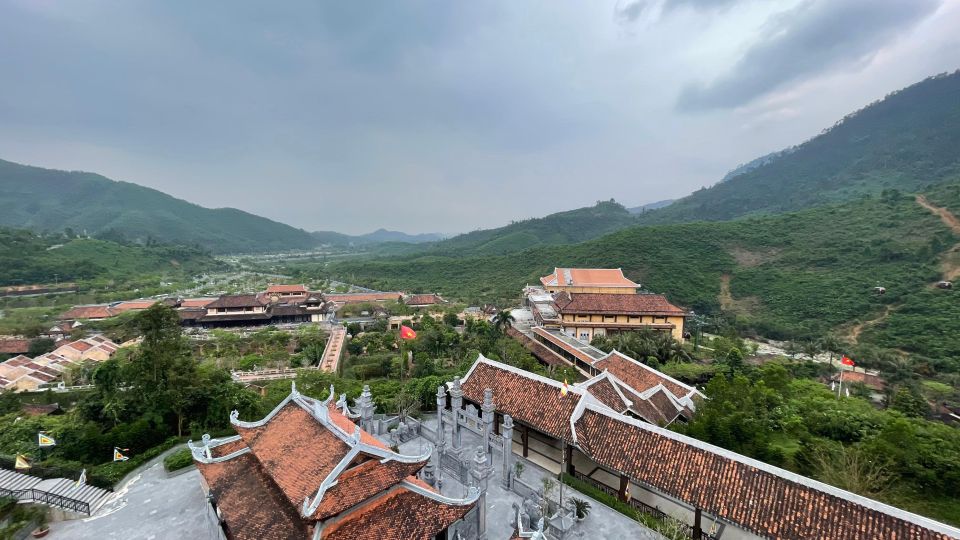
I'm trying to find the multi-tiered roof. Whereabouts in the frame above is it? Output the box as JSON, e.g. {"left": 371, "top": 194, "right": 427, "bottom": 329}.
{"left": 190, "top": 384, "right": 478, "bottom": 540}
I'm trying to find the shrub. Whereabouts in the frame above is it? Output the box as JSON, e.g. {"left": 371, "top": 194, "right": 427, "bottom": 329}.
{"left": 163, "top": 448, "right": 194, "bottom": 472}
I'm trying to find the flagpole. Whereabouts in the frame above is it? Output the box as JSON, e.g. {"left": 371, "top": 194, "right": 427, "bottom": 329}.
{"left": 837, "top": 367, "right": 844, "bottom": 399}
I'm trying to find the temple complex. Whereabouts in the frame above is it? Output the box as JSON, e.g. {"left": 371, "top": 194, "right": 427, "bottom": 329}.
{"left": 527, "top": 268, "right": 688, "bottom": 342}
{"left": 190, "top": 383, "right": 483, "bottom": 540}
{"left": 446, "top": 354, "right": 960, "bottom": 540}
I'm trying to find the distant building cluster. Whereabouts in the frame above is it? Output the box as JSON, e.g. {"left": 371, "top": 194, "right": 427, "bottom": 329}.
{"left": 0, "top": 335, "right": 120, "bottom": 392}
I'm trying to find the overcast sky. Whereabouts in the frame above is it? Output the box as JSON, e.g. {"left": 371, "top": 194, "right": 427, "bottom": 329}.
{"left": 1, "top": 0, "right": 957, "bottom": 235}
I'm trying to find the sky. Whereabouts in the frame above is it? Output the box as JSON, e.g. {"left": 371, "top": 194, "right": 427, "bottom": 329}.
{"left": 1, "top": 0, "right": 958, "bottom": 235}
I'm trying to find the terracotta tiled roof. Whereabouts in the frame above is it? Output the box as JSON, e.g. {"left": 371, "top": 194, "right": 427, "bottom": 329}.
{"left": 320, "top": 483, "right": 473, "bottom": 540}
{"left": 831, "top": 370, "right": 885, "bottom": 390}
{"left": 6, "top": 355, "right": 32, "bottom": 366}
{"left": 194, "top": 385, "right": 475, "bottom": 540}
{"left": 404, "top": 294, "right": 444, "bottom": 306}
{"left": 460, "top": 360, "right": 587, "bottom": 441}
{"left": 325, "top": 292, "right": 403, "bottom": 304}
{"left": 198, "top": 453, "right": 311, "bottom": 540}
{"left": 580, "top": 376, "right": 630, "bottom": 414}
{"left": 267, "top": 284, "right": 308, "bottom": 294}
{"left": 312, "top": 459, "right": 426, "bottom": 520}
{"left": 67, "top": 340, "right": 94, "bottom": 352}
{"left": 234, "top": 402, "right": 352, "bottom": 507}
{"left": 540, "top": 268, "right": 639, "bottom": 288}
{"left": 555, "top": 292, "right": 685, "bottom": 316}
{"left": 573, "top": 406, "right": 957, "bottom": 540}
{"left": 210, "top": 437, "right": 248, "bottom": 458}
{"left": 59, "top": 305, "right": 117, "bottom": 320}
{"left": 25, "top": 370, "right": 57, "bottom": 382}
{"left": 206, "top": 295, "right": 266, "bottom": 309}
{"left": 593, "top": 350, "right": 701, "bottom": 402}
{"left": 0, "top": 339, "right": 30, "bottom": 354}
{"left": 112, "top": 300, "right": 157, "bottom": 313}
{"left": 180, "top": 298, "right": 217, "bottom": 308}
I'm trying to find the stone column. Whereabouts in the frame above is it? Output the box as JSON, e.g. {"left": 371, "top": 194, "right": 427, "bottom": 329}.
{"left": 449, "top": 377, "right": 464, "bottom": 455}
{"left": 501, "top": 415, "right": 515, "bottom": 490}
{"left": 470, "top": 445, "right": 492, "bottom": 540}
{"left": 358, "top": 385, "right": 375, "bottom": 433}
{"left": 435, "top": 385, "right": 447, "bottom": 451}
{"left": 481, "top": 388, "right": 495, "bottom": 461}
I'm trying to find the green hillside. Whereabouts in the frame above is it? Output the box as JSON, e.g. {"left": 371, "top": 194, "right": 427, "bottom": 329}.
{"left": 300, "top": 186, "right": 960, "bottom": 367}
{"left": 0, "top": 228, "right": 221, "bottom": 286}
{"left": 639, "top": 71, "right": 960, "bottom": 225}
{"left": 381, "top": 200, "right": 639, "bottom": 257}
{"left": 0, "top": 158, "right": 318, "bottom": 253}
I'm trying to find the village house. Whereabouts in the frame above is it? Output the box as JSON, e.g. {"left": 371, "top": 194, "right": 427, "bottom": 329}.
{"left": 190, "top": 384, "right": 483, "bottom": 540}
{"left": 539, "top": 268, "right": 639, "bottom": 295}
{"left": 0, "top": 335, "right": 118, "bottom": 392}
{"left": 448, "top": 355, "right": 960, "bottom": 540}
{"left": 0, "top": 337, "right": 31, "bottom": 356}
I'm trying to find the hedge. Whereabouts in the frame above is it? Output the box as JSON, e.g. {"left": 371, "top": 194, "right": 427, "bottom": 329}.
{"left": 163, "top": 448, "right": 194, "bottom": 473}
{"left": 88, "top": 437, "right": 182, "bottom": 488}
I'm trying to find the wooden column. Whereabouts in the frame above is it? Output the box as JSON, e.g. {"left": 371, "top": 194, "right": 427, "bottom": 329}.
{"left": 522, "top": 424, "right": 529, "bottom": 458}
{"left": 618, "top": 474, "right": 629, "bottom": 502}
{"left": 564, "top": 444, "right": 575, "bottom": 476}
{"left": 693, "top": 507, "right": 703, "bottom": 540}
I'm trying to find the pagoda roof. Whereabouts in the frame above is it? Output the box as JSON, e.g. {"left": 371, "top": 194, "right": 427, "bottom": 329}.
{"left": 191, "top": 383, "right": 477, "bottom": 540}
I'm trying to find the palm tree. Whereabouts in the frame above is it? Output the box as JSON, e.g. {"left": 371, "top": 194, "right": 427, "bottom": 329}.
{"left": 493, "top": 310, "right": 515, "bottom": 334}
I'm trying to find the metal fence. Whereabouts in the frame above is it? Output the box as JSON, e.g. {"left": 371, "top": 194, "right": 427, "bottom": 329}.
{"left": 0, "top": 486, "right": 91, "bottom": 515}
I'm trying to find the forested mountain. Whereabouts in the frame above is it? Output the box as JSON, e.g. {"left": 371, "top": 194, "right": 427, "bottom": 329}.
{"left": 639, "top": 71, "right": 960, "bottom": 225}
{"left": 0, "top": 159, "right": 317, "bottom": 253}
{"left": 627, "top": 199, "right": 674, "bottom": 214}
{"left": 383, "top": 200, "right": 639, "bottom": 257}
{"left": 310, "top": 228, "right": 444, "bottom": 247}
{"left": 304, "top": 185, "right": 960, "bottom": 367}
{"left": 0, "top": 228, "right": 220, "bottom": 286}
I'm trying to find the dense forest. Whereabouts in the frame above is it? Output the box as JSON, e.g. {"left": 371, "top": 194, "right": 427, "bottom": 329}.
{"left": 301, "top": 186, "right": 960, "bottom": 368}
{"left": 0, "top": 228, "right": 220, "bottom": 287}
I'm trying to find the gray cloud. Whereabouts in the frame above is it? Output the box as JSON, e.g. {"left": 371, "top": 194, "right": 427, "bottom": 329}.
{"left": 0, "top": 0, "right": 956, "bottom": 234}
{"left": 616, "top": 0, "right": 739, "bottom": 22}
{"left": 677, "top": 0, "right": 942, "bottom": 110}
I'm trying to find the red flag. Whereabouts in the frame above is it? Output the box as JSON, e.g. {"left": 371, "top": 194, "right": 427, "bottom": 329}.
{"left": 400, "top": 325, "right": 417, "bottom": 340}
{"left": 841, "top": 356, "right": 855, "bottom": 367}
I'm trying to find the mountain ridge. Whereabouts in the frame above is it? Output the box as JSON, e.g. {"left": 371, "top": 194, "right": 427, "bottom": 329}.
{"left": 638, "top": 70, "right": 960, "bottom": 225}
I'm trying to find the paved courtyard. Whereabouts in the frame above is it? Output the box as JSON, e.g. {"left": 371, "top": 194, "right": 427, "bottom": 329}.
{"left": 391, "top": 416, "right": 664, "bottom": 540}
{"left": 50, "top": 447, "right": 217, "bottom": 540}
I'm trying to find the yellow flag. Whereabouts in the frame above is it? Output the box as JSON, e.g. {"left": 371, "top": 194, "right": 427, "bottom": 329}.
{"left": 38, "top": 433, "right": 56, "bottom": 447}
{"left": 560, "top": 379, "right": 569, "bottom": 397}
{"left": 113, "top": 448, "right": 129, "bottom": 462}
{"left": 15, "top": 454, "right": 31, "bottom": 470}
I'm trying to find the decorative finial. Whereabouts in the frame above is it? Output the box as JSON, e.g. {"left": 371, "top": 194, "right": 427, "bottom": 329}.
{"left": 229, "top": 409, "right": 239, "bottom": 421}
{"left": 352, "top": 425, "right": 362, "bottom": 444}
{"left": 291, "top": 381, "right": 298, "bottom": 396}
